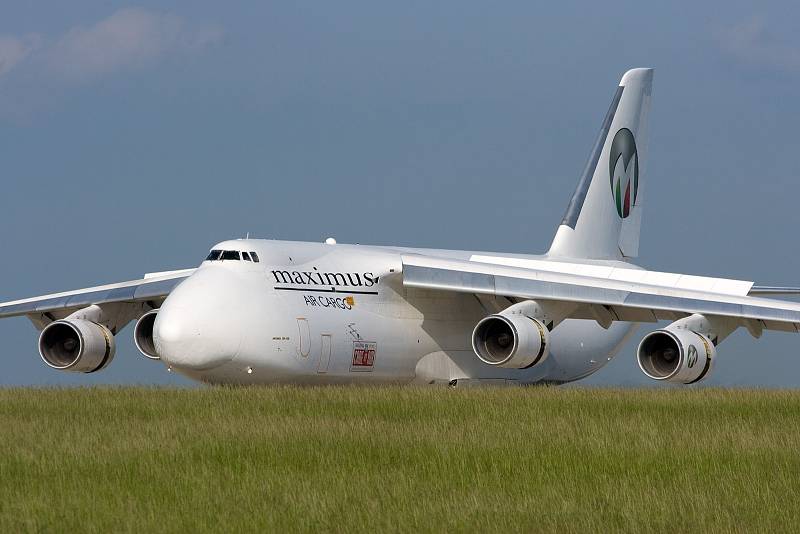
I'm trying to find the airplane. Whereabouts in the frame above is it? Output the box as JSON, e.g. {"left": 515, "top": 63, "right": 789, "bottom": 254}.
{"left": 3, "top": 67, "right": 800, "bottom": 387}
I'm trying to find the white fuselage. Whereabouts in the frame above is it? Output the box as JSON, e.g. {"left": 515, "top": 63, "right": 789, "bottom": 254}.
{"left": 152, "top": 239, "right": 638, "bottom": 385}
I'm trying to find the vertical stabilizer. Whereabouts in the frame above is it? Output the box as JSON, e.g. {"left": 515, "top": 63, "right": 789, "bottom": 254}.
{"left": 548, "top": 68, "right": 653, "bottom": 260}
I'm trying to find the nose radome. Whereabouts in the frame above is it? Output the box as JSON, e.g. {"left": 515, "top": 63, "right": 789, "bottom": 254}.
{"left": 153, "top": 268, "right": 244, "bottom": 371}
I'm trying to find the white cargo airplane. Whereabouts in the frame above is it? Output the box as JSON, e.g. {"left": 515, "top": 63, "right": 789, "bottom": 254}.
{"left": 3, "top": 68, "right": 799, "bottom": 386}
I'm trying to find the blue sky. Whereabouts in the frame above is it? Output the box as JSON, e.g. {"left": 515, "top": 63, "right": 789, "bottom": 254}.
{"left": 1, "top": 1, "right": 799, "bottom": 386}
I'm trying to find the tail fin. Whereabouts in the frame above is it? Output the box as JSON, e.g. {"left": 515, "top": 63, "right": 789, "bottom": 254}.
{"left": 548, "top": 68, "right": 653, "bottom": 260}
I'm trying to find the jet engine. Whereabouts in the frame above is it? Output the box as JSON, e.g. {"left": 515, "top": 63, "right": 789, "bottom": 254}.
{"left": 38, "top": 319, "right": 116, "bottom": 373}
{"left": 472, "top": 314, "right": 550, "bottom": 369}
{"left": 637, "top": 328, "right": 716, "bottom": 384}
{"left": 133, "top": 309, "right": 160, "bottom": 360}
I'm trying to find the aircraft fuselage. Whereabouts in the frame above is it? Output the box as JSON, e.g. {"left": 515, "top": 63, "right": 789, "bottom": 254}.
{"left": 153, "top": 239, "right": 637, "bottom": 385}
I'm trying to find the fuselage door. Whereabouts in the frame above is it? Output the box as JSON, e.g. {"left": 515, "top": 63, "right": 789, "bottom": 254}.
{"left": 297, "top": 318, "right": 310, "bottom": 358}
{"left": 318, "top": 334, "right": 332, "bottom": 373}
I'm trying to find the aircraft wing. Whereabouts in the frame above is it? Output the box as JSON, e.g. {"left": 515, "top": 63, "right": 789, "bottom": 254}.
{"left": 748, "top": 286, "right": 800, "bottom": 296}
{"left": 0, "top": 269, "right": 195, "bottom": 320}
{"left": 401, "top": 255, "right": 800, "bottom": 334}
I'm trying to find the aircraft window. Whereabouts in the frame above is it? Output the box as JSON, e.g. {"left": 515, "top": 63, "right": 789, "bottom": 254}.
{"left": 220, "top": 250, "right": 240, "bottom": 261}
{"left": 206, "top": 250, "right": 222, "bottom": 261}
{"left": 242, "top": 252, "right": 252, "bottom": 262}
{"left": 250, "top": 252, "right": 260, "bottom": 263}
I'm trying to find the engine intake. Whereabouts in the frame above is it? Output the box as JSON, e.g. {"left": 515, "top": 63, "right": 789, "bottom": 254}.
{"left": 637, "top": 328, "right": 715, "bottom": 384}
{"left": 38, "top": 319, "right": 116, "bottom": 373}
{"left": 472, "top": 314, "right": 549, "bottom": 369}
{"left": 134, "top": 309, "right": 160, "bottom": 360}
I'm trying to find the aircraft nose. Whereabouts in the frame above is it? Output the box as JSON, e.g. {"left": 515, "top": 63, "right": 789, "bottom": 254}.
{"left": 153, "top": 267, "right": 245, "bottom": 370}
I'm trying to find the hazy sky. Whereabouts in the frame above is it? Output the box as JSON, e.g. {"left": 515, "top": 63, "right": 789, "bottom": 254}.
{"left": 1, "top": 1, "right": 799, "bottom": 387}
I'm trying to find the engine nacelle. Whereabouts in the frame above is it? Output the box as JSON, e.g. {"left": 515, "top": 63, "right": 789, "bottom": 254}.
{"left": 38, "top": 319, "right": 116, "bottom": 373}
{"left": 637, "top": 328, "right": 716, "bottom": 384}
{"left": 472, "top": 314, "right": 550, "bottom": 369}
{"left": 133, "top": 309, "right": 160, "bottom": 360}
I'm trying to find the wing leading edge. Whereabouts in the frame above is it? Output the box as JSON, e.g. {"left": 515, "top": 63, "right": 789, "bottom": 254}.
{"left": 401, "top": 255, "right": 800, "bottom": 333}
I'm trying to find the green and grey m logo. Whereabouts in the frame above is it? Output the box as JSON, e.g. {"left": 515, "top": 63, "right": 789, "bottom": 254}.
{"left": 686, "top": 345, "right": 698, "bottom": 368}
{"left": 609, "top": 128, "right": 639, "bottom": 218}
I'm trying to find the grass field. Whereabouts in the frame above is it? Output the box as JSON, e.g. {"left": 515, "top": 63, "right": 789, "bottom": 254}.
{"left": 1, "top": 387, "right": 800, "bottom": 533}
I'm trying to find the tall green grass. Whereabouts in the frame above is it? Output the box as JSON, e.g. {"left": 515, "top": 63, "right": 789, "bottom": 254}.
{"left": 1, "top": 387, "right": 799, "bottom": 532}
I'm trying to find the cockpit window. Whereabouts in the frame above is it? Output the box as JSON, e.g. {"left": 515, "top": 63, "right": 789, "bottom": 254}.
{"left": 206, "top": 249, "right": 256, "bottom": 262}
